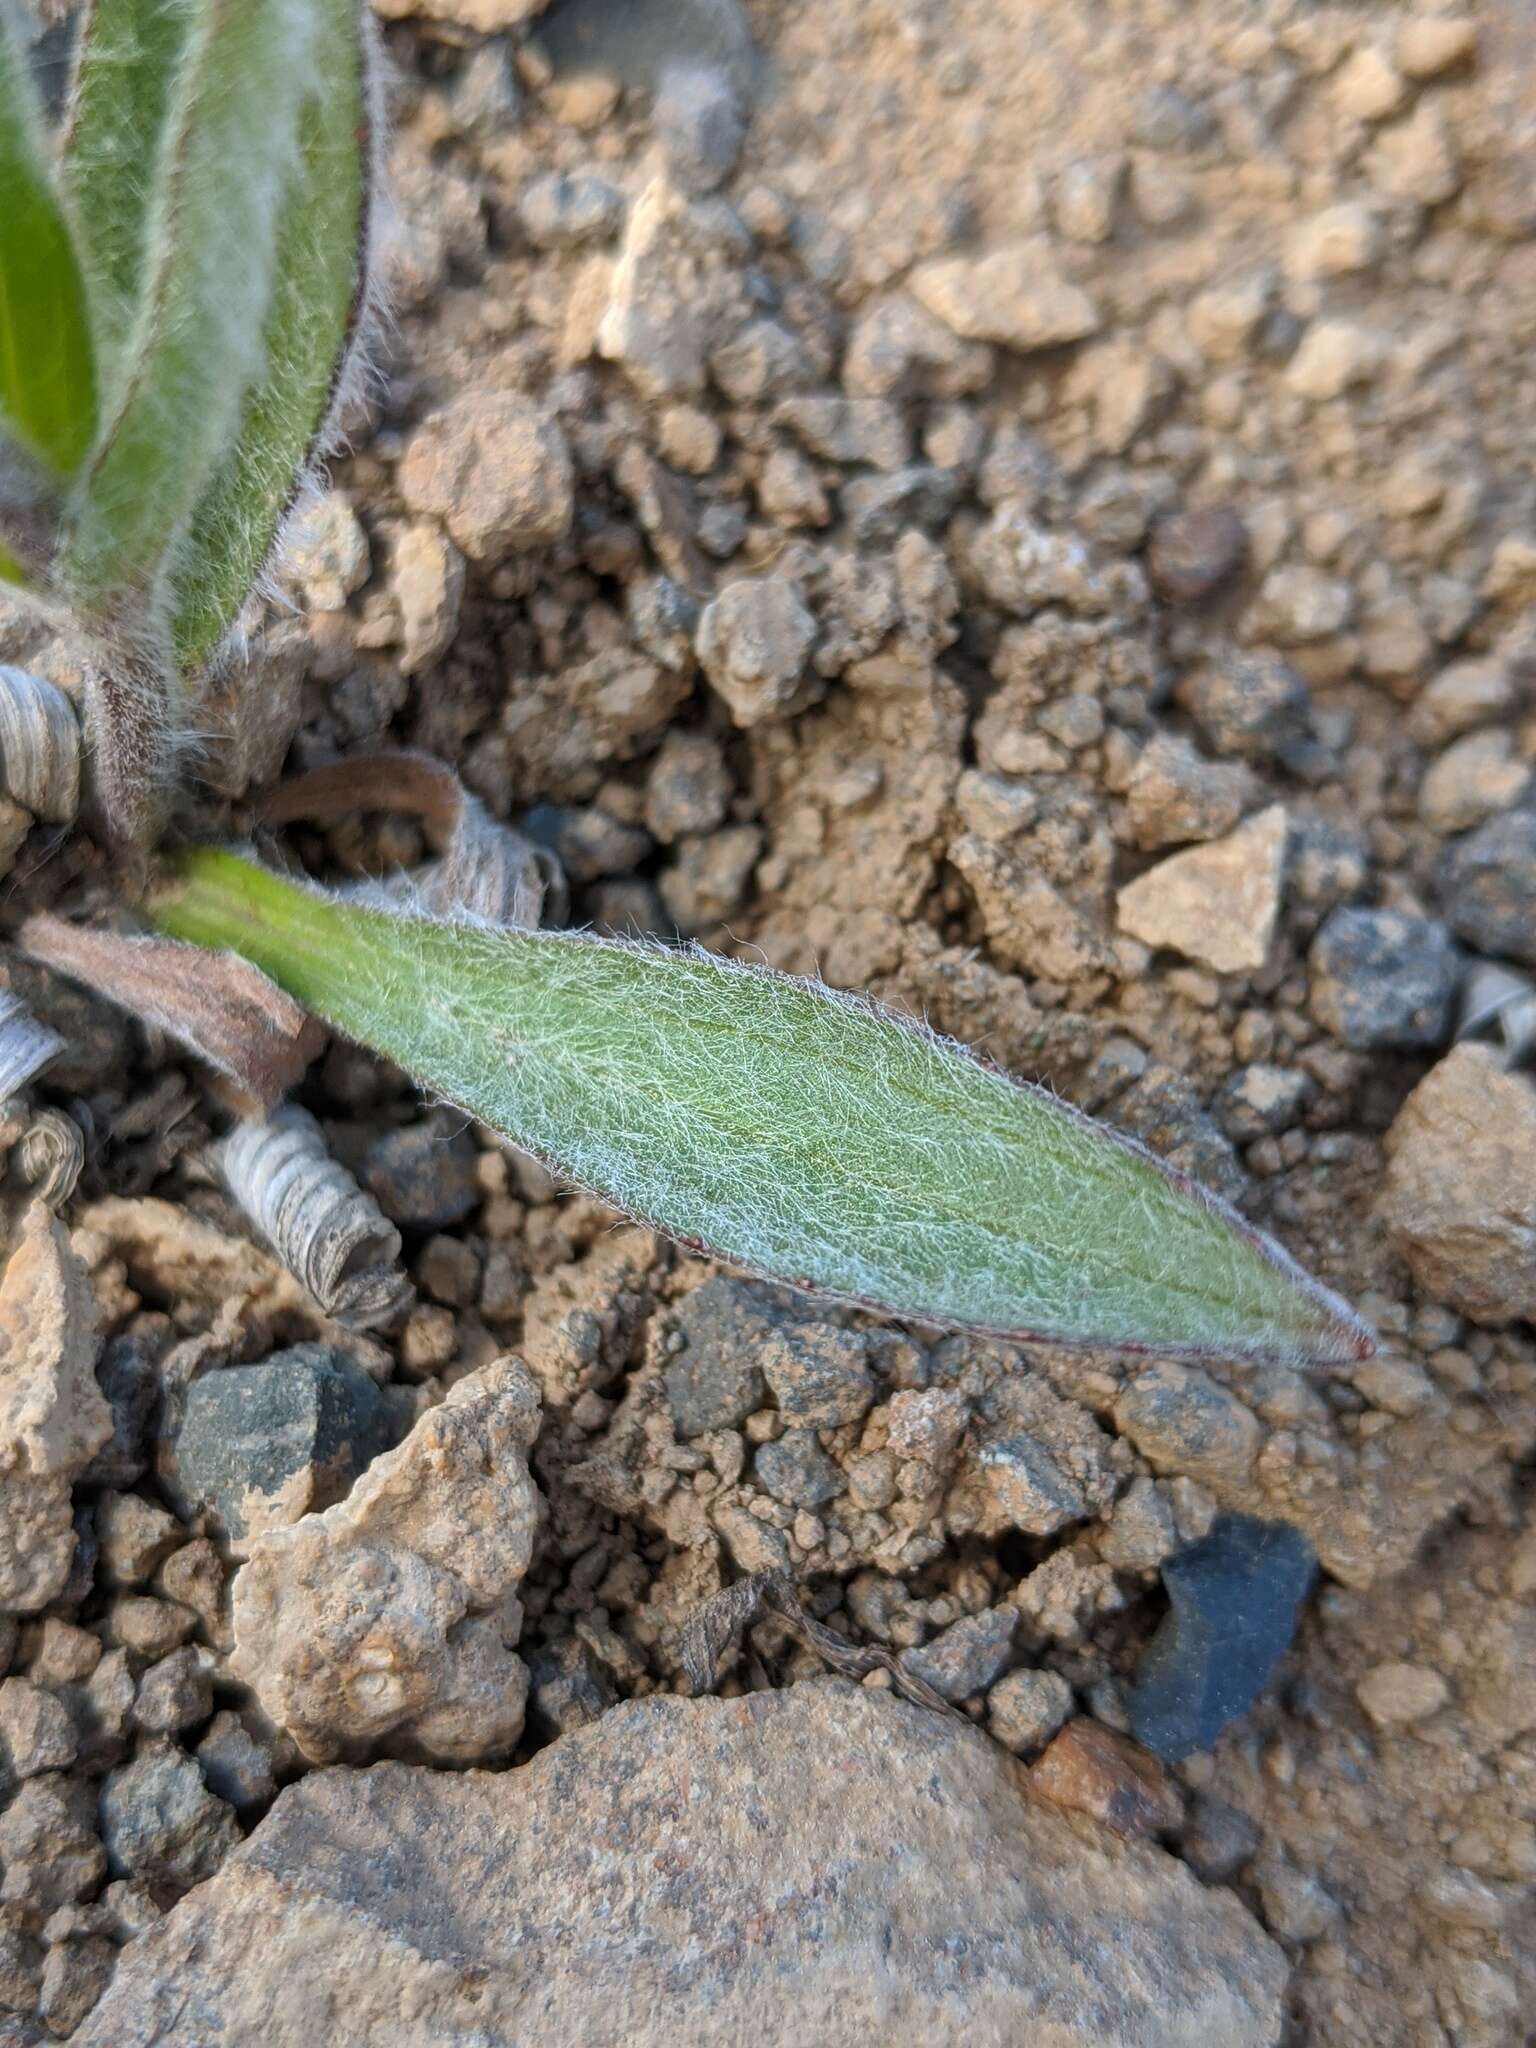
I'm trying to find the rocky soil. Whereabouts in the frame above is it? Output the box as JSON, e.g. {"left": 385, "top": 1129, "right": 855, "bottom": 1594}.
{"left": 1, "top": 0, "right": 1534, "bottom": 2042}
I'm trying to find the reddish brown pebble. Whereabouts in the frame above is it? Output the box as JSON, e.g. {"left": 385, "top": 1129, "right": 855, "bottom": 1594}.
{"left": 1027, "top": 1717, "right": 1186, "bottom": 1838}
{"left": 1147, "top": 504, "right": 1249, "bottom": 604}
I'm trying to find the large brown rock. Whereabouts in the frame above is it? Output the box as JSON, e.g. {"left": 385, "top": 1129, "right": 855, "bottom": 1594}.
{"left": 78, "top": 1682, "right": 1286, "bottom": 2047}
{"left": 1378, "top": 1043, "right": 1536, "bottom": 1323}
{"left": 0, "top": 1204, "right": 109, "bottom": 1611}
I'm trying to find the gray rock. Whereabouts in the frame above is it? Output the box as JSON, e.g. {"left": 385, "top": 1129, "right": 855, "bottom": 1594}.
{"left": 696, "top": 576, "right": 820, "bottom": 726}
{"left": 654, "top": 62, "right": 744, "bottom": 193}
{"left": 195, "top": 1712, "right": 278, "bottom": 1813}
{"left": 1114, "top": 1364, "right": 1261, "bottom": 1488}
{"left": 776, "top": 393, "right": 909, "bottom": 470}
{"left": 1216, "top": 1064, "right": 1311, "bottom": 1141}
{"left": 899, "top": 1606, "right": 1016, "bottom": 1702}
{"left": 1253, "top": 1857, "right": 1340, "bottom": 1944}
{"left": 1117, "top": 1068, "right": 1248, "bottom": 1204}
{"left": 1437, "top": 808, "right": 1536, "bottom": 967}
{"left": 132, "top": 1647, "right": 214, "bottom": 1737}
{"left": 951, "top": 1432, "right": 1087, "bottom": 1536}
{"left": 362, "top": 1113, "right": 480, "bottom": 1230}
{"left": 230, "top": 1361, "right": 542, "bottom": 1767}
{"left": 518, "top": 170, "right": 623, "bottom": 248}
{"left": 760, "top": 1329, "right": 874, "bottom": 1433}
{"left": 841, "top": 464, "right": 963, "bottom": 547}
{"left": 37, "top": 1933, "right": 114, "bottom": 2036}
{"left": 1174, "top": 651, "right": 1311, "bottom": 762}
{"left": 0, "top": 1677, "right": 77, "bottom": 1779}
{"left": 1125, "top": 734, "right": 1252, "bottom": 849}
{"left": 99, "top": 1740, "right": 240, "bottom": 1892}
{"left": 0, "top": 1913, "right": 42, "bottom": 2018}
{"left": 76, "top": 1685, "right": 1287, "bottom": 2048}
{"left": 79, "top": 1333, "right": 159, "bottom": 1489}
{"left": 1129, "top": 1515, "right": 1316, "bottom": 1762}
{"left": 62, "top": 1649, "right": 135, "bottom": 1777}
{"left": 597, "top": 178, "right": 748, "bottom": 399}
{"left": 167, "top": 1347, "right": 397, "bottom": 1545}
{"left": 644, "top": 731, "right": 731, "bottom": 843}
{"left": 0, "top": 1774, "right": 106, "bottom": 1910}
{"left": 1145, "top": 504, "right": 1248, "bottom": 604}
{"left": 1132, "top": 85, "right": 1218, "bottom": 151}
{"left": 1097, "top": 1476, "right": 1180, "bottom": 1572}
{"left": 1378, "top": 1044, "right": 1536, "bottom": 1324}
{"left": 626, "top": 573, "right": 701, "bottom": 673}
{"left": 1183, "top": 1793, "right": 1261, "bottom": 1883}
{"left": 525, "top": 1637, "right": 617, "bottom": 1740}
{"left": 987, "top": 1667, "right": 1075, "bottom": 1755}
{"left": 753, "top": 1430, "right": 846, "bottom": 1508}
{"left": 711, "top": 320, "right": 814, "bottom": 405}
{"left": 663, "top": 1277, "right": 772, "bottom": 1435}
{"left": 1308, "top": 907, "right": 1458, "bottom": 1050}
{"left": 696, "top": 501, "right": 747, "bottom": 558}
{"left": 842, "top": 292, "right": 991, "bottom": 401}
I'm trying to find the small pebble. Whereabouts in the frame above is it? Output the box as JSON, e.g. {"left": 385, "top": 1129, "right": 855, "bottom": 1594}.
{"left": 1356, "top": 1661, "right": 1450, "bottom": 1727}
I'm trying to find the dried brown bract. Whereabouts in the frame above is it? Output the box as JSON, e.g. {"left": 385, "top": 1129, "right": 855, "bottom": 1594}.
{"left": 17, "top": 915, "right": 325, "bottom": 1117}
{"left": 258, "top": 751, "right": 565, "bottom": 929}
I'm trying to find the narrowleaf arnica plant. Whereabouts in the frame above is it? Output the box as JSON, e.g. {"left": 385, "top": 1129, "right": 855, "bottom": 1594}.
{"left": 0, "top": 0, "right": 1374, "bottom": 1370}
{"left": 0, "top": 0, "right": 379, "bottom": 845}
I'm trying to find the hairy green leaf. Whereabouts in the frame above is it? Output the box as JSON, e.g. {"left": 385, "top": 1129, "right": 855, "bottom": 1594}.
{"left": 171, "top": 0, "right": 373, "bottom": 672}
{"left": 62, "top": 0, "right": 318, "bottom": 621}
{"left": 61, "top": 0, "right": 195, "bottom": 392}
{"left": 0, "top": 9, "right": 97, "bottom": 478}
{"left": 154, "top": 850, "right": 1376, "bottom": 1369}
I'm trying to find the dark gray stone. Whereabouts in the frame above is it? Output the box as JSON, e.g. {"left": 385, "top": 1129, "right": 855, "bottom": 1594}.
{"left": 1146, "top": 505, "right": 1248, "bottom": 604}
{"left": 1132, "top": 85, "right": 1219, "bottom": 152}
{"left": 526, "top": 1638, "right": 618, "bottom": 1740}
{"left": 1175, "top": 651, "right": 1311, "bottom": 762}
{"left": 99, "top": 1740, "right": 240, "bottom": 1893}
{"left": 1116, "top": 1068, "right": 1248, "bottom": 1203}
{"left": 1182, "top": 1792, "right": 1262, "bottom": 1884}
{"left": 1129, "top": 1514, "right": 1315, "bottom": 1763}
{"left": 1215, "top": 1064, "right": 1312, "bottom": 1141}
{"left": 522, "top": 803, "right": 653, "bottom": 884}
{"left": 80, "top": 1334, "right": 160, "bottom": 1489}
{"left": 753, "top": 1431, "right": 846, "bottom": 1509}
{"left": 1308, "top": 907, "right": 1458, "bottom": 1050}
{"left": 760, "top": 1325, "right": 875, "bottom": 1429}
{"left": 841, "top": 465, "right": 962, "bottom": 546}
{"left": 195, "top": 1713, "right": 277, "bottom": 1812}
{"left": 663, "top": 1277, "right": 774, "bottom": 1436}
{"left": 1438, "top": 809, "right": 1536, "bottom": 967}
{"left": 166, "top": 1346, "right": 396, "bottom": 1544}
{"left": 362, "top": 1112, "right": 480, "bottom": 1230}
{"left": 899, "top": 1606, "right": 1017, "bottom": 1703}
{"left": 655, "top": 62, "right": 744, "bottom": 193}
{"left": 518, "top": 170, "right": 624, "bottom": 249}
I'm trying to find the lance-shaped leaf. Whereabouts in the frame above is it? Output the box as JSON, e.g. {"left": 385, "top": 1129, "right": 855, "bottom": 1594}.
{"left": 153, "top": 849, "right": 1375, "bottom": 1369}
{"left": 0, "top": 9, "right": 97, "bottom": 480}
{"left": 171, "top": 0, "right": 376, "bottom": 672}
{"left": 61, "top": 0, "right": 195, "bottom": 394}
{"left": 61, "top": 0, "right": 317, "bottom": 621}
